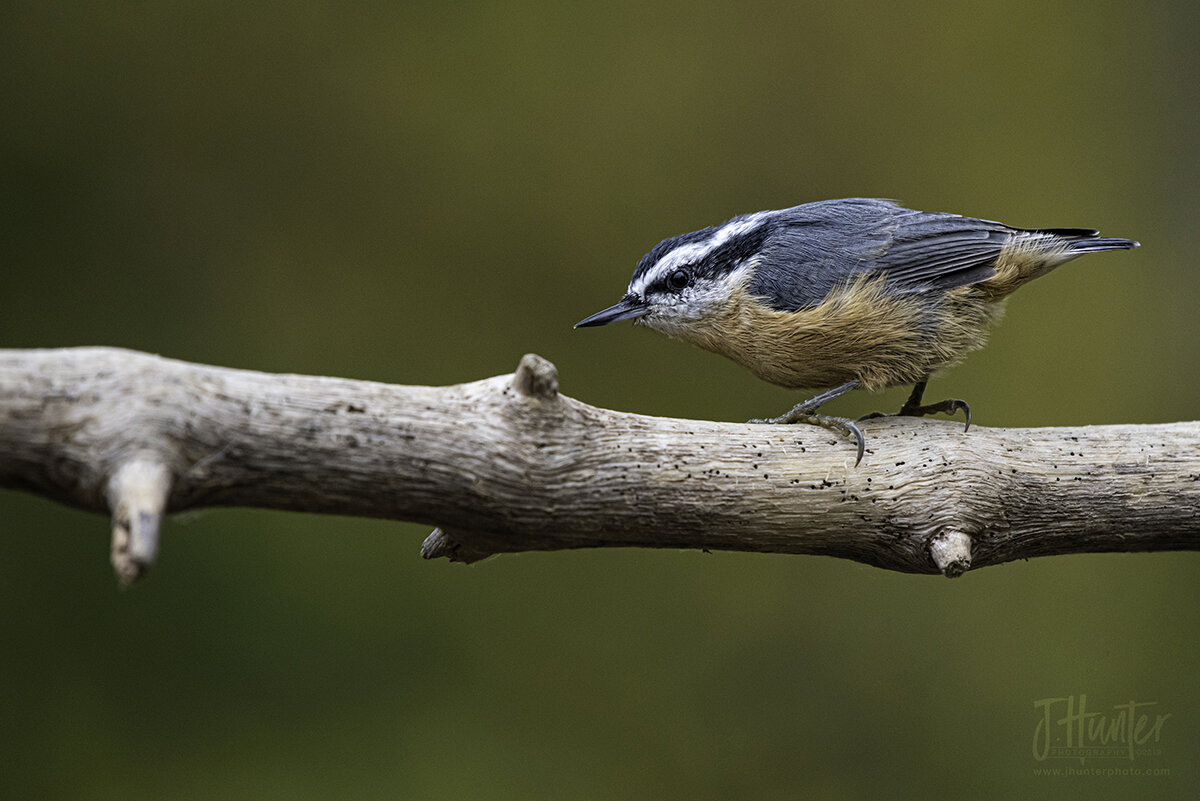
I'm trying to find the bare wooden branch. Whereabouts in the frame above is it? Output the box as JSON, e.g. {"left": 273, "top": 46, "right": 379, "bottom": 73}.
{"left": 2, "top": 346, "right": 1199, "bottom": 584}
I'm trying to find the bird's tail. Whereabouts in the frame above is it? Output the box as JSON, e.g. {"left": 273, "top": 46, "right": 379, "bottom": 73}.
{"left": 983, "top": 227, "right": 1139, "bottom": 299}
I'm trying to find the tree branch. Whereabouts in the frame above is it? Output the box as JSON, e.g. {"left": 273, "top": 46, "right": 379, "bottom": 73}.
{"left": 2, "top": 346, "right": 1198, "bottom": 585}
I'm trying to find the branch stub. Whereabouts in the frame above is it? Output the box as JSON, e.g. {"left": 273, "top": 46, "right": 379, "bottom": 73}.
{"left": 512, "top": 353, "right": 558, "bottom": 399}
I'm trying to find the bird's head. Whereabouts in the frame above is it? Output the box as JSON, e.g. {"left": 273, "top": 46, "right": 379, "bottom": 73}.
{"left": 575, "top": 211, "right": 774, "bottom": 338}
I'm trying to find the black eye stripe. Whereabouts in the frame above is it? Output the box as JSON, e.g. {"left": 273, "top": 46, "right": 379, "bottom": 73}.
{"left": 629, "top": 216, "right": 776, "bottom": 297}
{"left": 633, "top": 228, "right": 718, "bottom": 279}
{"left": 702, "top": 223, "right": 771, "bottom": 274}
{"left": 646, "top": 267, "right": 691, "bottom": 294}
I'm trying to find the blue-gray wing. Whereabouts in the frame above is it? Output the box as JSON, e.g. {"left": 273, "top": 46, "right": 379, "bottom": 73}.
{"left": 749, "top": 198, "right": 1023, "bottom": 312}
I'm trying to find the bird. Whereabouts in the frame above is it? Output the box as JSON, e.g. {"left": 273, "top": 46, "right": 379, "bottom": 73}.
{"left": 575, "top": 198, "right": 1138, "bottom": 464}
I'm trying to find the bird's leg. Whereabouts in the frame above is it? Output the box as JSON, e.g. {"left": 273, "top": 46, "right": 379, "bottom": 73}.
{"left": 748, "top": 380, "right": 866, "bottom": 465}
{"left": 860, "top": 379, "right": 971, "bottom": 431}
{"left": 751, "top": 380, "right": 861, "bottom": 423}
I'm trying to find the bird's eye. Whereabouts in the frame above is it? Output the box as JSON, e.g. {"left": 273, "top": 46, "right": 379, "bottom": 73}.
{"left": 668, "top": 269, "right": 690, "bottom": 290}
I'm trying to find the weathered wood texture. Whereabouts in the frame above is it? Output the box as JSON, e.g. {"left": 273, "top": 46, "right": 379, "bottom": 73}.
{"left": 2, "top": 347, "right": 1198, "bottom": 584}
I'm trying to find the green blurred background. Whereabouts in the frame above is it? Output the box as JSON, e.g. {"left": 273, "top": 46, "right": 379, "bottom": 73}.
{"left": 2, "top": 2, "right": 1198, "bottom": 798}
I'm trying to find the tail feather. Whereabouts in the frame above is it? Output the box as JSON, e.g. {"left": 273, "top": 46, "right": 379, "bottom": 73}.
{"left": 1064, "top": 236, "right": 1140, "bottom": 254}
{"left": 1021, "top": 226, "right": 1140, "bottom": 254}
{"left": 1036, "top": 226, "right": 1100, "bottom": 238}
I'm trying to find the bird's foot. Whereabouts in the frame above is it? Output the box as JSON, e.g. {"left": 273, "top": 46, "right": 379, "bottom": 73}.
{"left": 859, "top": 398, "right": 971, "bottom": 431}
{"left": 748, "top": 411, "right": 866, "bottom": 467}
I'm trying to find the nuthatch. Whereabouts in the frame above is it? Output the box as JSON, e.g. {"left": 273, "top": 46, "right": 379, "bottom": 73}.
{"left": 575, "top": 198, "right": 1138, "bottom": 464}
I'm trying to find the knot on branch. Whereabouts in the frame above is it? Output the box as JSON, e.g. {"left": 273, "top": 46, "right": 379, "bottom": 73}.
{"left": 106, "top": 456, "right": 172, "bottom": 587}
{"left": 929, "top": 530, "right": 973, "bottom": 578}
{"left": 512, "top": 353, "right": 558, "bottom": 400}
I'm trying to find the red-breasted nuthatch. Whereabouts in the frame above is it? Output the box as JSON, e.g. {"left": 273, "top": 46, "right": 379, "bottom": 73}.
{"left": 575, "top": 198, "right": 1138, "bottom": 464}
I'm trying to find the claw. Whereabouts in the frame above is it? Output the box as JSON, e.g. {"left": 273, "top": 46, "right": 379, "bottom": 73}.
{"left": 843, "top": 418, "right": 866, "bottom": 466}
{"left": 955, "top": 400, "right": 971, "bottom": 432}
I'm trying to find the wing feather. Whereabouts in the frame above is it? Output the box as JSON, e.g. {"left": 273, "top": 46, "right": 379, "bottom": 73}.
{"left": 749, "top": 199, "right": 1019, "bottom": 310}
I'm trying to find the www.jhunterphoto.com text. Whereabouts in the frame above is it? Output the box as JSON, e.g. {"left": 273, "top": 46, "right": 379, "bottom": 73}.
{"left": 1032, "top": 765, "right": 1171, "bottom": 778}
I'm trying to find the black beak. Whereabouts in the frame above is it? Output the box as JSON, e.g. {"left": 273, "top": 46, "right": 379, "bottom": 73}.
{"left": 574, "top": 295, "right": 648, "bottom": 328}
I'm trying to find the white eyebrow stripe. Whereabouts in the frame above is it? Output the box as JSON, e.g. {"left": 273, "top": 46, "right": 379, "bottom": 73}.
{"left": 629, "top": 211, "right": 773, "bottom": 296}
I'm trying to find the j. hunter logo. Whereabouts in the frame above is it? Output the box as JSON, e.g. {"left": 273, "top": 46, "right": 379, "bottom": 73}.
{"left": 1032, "top": 695, "right": 1171, "bottom": 763}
